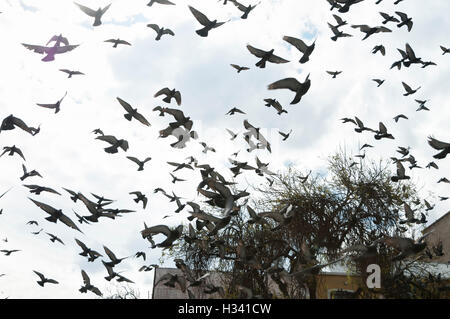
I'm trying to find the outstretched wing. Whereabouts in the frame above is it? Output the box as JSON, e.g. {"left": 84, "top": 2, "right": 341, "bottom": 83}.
{"left": 268, "top": 78, "right": 301, "bottom": 92}
{"left": 283, "top": 36, "right": 308, "bottom": 53}
{"left": 154, "top": 87, "right": 171, "bottom": 98}
{"left": 147, "top": 24, "right": 160, "bottom": 33}
{"left": 188, "top": 6, "right": 211, "bottom": 26}
{"left": 246, "top": 44, "right": 267, "bottom": 58}
{"left": 55, "top": 45, "right": 79, "bottom": 54}
{"left": 74, "top": 3, "right": 97, "bottom": 17}
{"left": 22, "top": 44, "right": 50, "bottom": 54}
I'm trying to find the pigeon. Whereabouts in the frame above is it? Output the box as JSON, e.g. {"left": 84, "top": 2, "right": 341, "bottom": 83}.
{"left": 328, "top": 23, "right": 352, "bottom": 41}
{"left": 103, "top": 245, "right": 129, "bottom": 267}
{"left": 74, "top": 2, "right": 111, "bottom": 26}
{"left": 283, "top": 36, "right": 315, "bottom": 64}
{"left": 351, "top": 24, "right": 392, "bottom": 40}
{"left": 22, "top": 35, "right": 79, "bottom": 62}
{"left": 126, "top": 156, "right": 152, "bottom": 171}
{"left": 141, "top": 224, "right": 184, "bottom": 248}
{"left": 0, "top": 250, "right": 20, "bottom": 256}
{"left": 372, "top": 45, "right": 386, "bottom": 56}
{"left": 45, "top": 233, "right": 65, "bottom": 245}
{"left": 75, "top": 239, "right": 103, "bottom": 262}
{"left": 79, "top": 270, "right": 102, "bottom": 296}
{"left": 230, "top": 0, "right": 260, "bottom": 19}
{"left": 147, "top": 24, "right": 175, "bottom": 40}
{"left": 59, "top": 69, "right": 84, "bottom": 78}
{"left": 395, "top": 11, "right": 413, "bottom": 32}
{"left": 20, "top": 164, "right": 42, "bottom": 181}
{"left": 154, "top": 88, "right": 181, "bottom": 105}
{"left": 23, "top": 184, "right": 61, "bottom": 196}
{"left": 36, "top": 92, "right": 67, "bottom": 114}
{"left": 129, "top": 191, "right": 148, "bottom": 209}
{"left": 374, "top": 122, "right": 394, "bottom": 140}
{"left": 264, "top": 98, "right": 287, "bottom": 115}
{"left": 267, "top": 74, "right": 311, "bottom": 105}
{"left": 1, "top": 145, "right": 26, "bottom": 161}
{"left": 279, "top": 130, "right": 292, "bottom": 141}
{"left": 402, "top": 82, "right": 420, "bottom": 96}
{"left": 188, "top": 6, "right": 228, "bottom": 37}
{"left": 428, "top": 136, "right": 450, "bottom": 159}
{"left": 247, "top": 44, "right": 289, "bottom": 68}
{"left": 326, "top": 71, "right": 342, "bottom": 78}
{"left": 28, "top": 198, "right": 82, "bottom": 232}
{"left": 379, "top": 12, "right": 399, "bottom": 24}
{"left": 415, "top": 99, "right": 430, "bottom": 112}
{"left": 331, "top": 14, "right": 347, "bottom": 27}
{"left": 226, "top": 107, "right": 246, "bottom": 115}
{"left": 104, "top": 39, "right": 131, "bottom": 48}
{"left": 440, "top": 45, "right": 450, "bottom": 55}
{"left": 96, "top": 135, "right": 129, "bottom": 154}
{"left": 391, "top": 161, "right": 410, "bottom": 182}
{"left": 117, "top": 97, "right": 151, "bottom": 126}
{"left": 230, "top": 64, "right": 250, "bottom": 73}
{"left": 372, "top": 79, "right": 385, "bottom": 88}
{"left": 226, "top": 129, "right": 238, "bottom": 140}
{"left": 381, "top": 232, "right": 434, "bottom": 261}
{"left": 0, "top": 115, "right": 40, "bottom": 136}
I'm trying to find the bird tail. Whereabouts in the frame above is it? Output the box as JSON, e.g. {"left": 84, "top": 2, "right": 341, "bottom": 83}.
{"left": 256, "top": 59, "right": 266, "bottom": 68}
{"left": 196, "top": 28, "right": 209, "bottom": 37}
{"left": 105, "top": 146, "right": 118, "bottom": 154}
{"left": 124, "top": 114, "right": 133, "bottom": 121}
{"left": 331, "top": 36, "right": 338, "bottom": 42}
{"left": 241, "top": 12, "right": 249, "bottom": 19}
{"left": 391, "top": 176, "right": 399, "bottom": 182}
{"left": 163, "top": 96, "right": 171, "bottom": 103}
{"left": 79, "top": 287, "right": 87, "bottom": 293}
{"left": 45, "top": 216, "right": 58, "bottom": 223}
{"left": 42, "top": 54, "right": 55, "bottom": 62}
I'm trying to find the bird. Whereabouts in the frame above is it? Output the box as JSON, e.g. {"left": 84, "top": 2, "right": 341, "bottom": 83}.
{"left": 437, "top": 177, "right": 450, "bottom": 184}
{"left": 230, "top": 0, "right": 260, "bottom": 19}
{"left": 399, "top": 203, "right": 420, "bottom": 224}
{"left": 22, "top": 35, "right": 79, "bottom": 62}
{"left": 129, "top": 192, "right": 148, "bottom": 209}
{"left": 59, "top": 69, "right": 84, "bottom": 78}
{"left": 188, "top": 6, "right": 228, "bottom": 37}
{"left": 372, "top": 79, "right": 385, "bottom": 87}
{"left": 36, "top": 92, "right": 67, "bottom": 114}
{"left": 360, "top": 144, "right": 373, "bottom": 150}
{"left": 426, "top": 162, "right": 439, "bottom": 170}
{"left": 103, "top": 246, "right": 129, "bottom": 267}
{"left": 246, "top": 44, "right": 289, "bottom": 68}
{"left": 74, "top": 2, "right": 111, "bottom": 26}
{"left": 147, "top": 0, "right": 175, "bottom": 7}
{"left": 379, "top": 12, "right": 399, "bottom": 24}
{"left": 141, "top": 224, "right": 184, "bottom": 248}
{"left": 226, "top": 129, "right": 238, "bottom": 140}
{"left": 75, "top": 239, "right": 103, "bottom": 262}
{"left": 393, "top": 114, "right": 408, "bottom": 123}
{"left": 33, "top": 270, "right": 59, "bottom": 286}
{"left": 45, "top": 232, "right": 65, "bottom": 245}
{"left": 199, "top": 142, "right": 216, "bottom": 154}
{"left": 428, "top": 136, "right": 450, "bottom": 159}
{"left": 147, "top": 24, "right": 175, "bottom": 41}
{"left": 414, "top": 100, "right": 429, "bottom": 112}
{"left": 391, "top": 161, "right": 410, "bottom": 182}
{"left": 0, "top": 114, "right": 40, "bottom": 136}
{"left": 1, "top": 145, "right": 26, "bottom": 161}
{"left": 167, "top": 162, "right": 194, "bottom": 172}
{"left": 395, "top": 11, "right": 413, "bottom": 32}
{"left": 79, "top": 270, "right": 102, "bottom": 296}
{"left": 28, "top": 198, "right": 82, "bottom": 232}
{"left": 331, "top": 14, "right": 347, "bottom": 27}
{"left": 440, "top": 45, "right": 450, "bottom": 55}
{"left": 326, "top": 71, "right": 342, "bottom": 78}
{"left": 117, "top": 97, "right": 151, "bottom": 126}
{"left": 354, "top": 117, "right": 374, "bottom": 133}
{"left": 402, "top": 82, "right": 420, "bottom": 96}
{"left": 374, "top": 122, "right": 394, "bottom": 140}
{"left": 328, "top": 23, "right": 352, "bottom": 41}
{"left": 381, "top": 232, "right": 434, "bottom": 261}
{"left": 351, "top": 24, "right": 391, "bottom": 40}
{"left": 267, "top": 74, "right": 311, "bottom": 105}
{"left": 264, "top": 98, "right": 287, "bottom": 115}
{"left": 0, "top": 250, "right": 20, "bottom": 256}
{"left": 20, "top": 164, "right": 42, "bottom": 181}
{"left": 279, "top": 130, "right": 292, "bottom": 141}
{"left": 96, "top": 135, "right": 129, "bottom": 154}
{"left": 226, "top": 107, "right": 246, "bottom": 115}
{"left": 283, "top": 36, "right": 315, "bottom": 64}
{"left": 372, "top": 45, "right": 386, "bottom": 56}
{"left": 154, "top": 88, "right": 181, "bottom": 105}
{"left": 126, "top": 156, "right": 152, "bottom": 171}
{"left": 230, "top": 64, "right": 250, "bottom": 73}
{"left": 104, "top": 39, "right": 131, "bottom": 48}
{"left": 23, "top": 184, "right": 61, "bottom": 196}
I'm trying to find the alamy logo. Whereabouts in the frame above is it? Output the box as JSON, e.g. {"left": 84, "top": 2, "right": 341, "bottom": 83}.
{"left": 366, "top": 264, "right": 381, "bottom": 289}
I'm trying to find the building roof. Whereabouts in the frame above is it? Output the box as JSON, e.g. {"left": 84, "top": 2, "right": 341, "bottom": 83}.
{"left": 423, "top": 210, "right": 450, "bottom": 233}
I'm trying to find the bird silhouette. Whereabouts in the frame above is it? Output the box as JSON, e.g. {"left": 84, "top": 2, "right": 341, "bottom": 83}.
{"left": 147, "top": 24, "right": 175, "bottom": 40}
{"left": 267, "top": 74, "right": 311, "bottom": 105}
{"left": 74, "top": 2, "right": 111, "bottom": 26}
{"left": 247, "top": 44, "right": 289, "bottom": 68}
{"left": 188, "top": 6, "right": 228, "bottom": 37}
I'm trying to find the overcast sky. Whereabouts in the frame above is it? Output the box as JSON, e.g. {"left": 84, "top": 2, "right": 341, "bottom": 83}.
{"left": 0, "top": 0, "right": 449, "bottom": 298}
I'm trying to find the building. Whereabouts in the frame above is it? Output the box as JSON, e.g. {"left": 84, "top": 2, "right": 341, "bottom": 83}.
{"left": 422, "top": 211, "right": 450, "bottom": 263}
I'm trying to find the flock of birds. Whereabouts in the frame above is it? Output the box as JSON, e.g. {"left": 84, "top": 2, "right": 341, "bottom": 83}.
{"left": 0, "top": 0, "right": 449, "bottom": 298}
